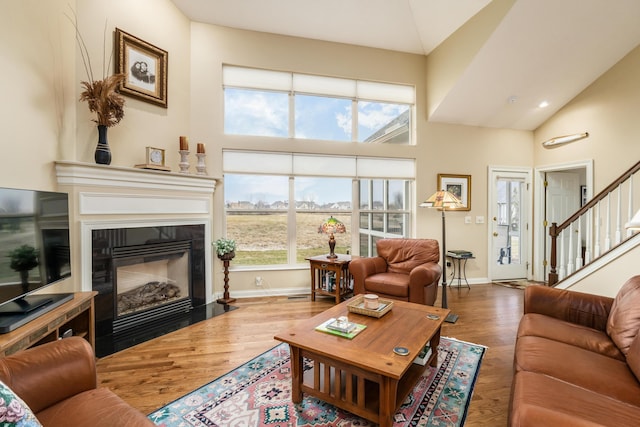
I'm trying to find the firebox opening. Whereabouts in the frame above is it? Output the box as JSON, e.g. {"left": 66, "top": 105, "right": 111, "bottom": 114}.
{"left": 116, "top": 257, "right": 189, "bottom": 318}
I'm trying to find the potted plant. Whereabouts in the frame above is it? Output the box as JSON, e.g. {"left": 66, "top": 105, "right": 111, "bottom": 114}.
{"left": 214, "top": 238, "right": 236, "bottom": 261}
{"left": 8, "top": 245, "right": 39, "bottom": 292}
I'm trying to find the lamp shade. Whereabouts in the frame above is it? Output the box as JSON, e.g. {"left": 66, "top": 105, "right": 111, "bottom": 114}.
{"left": 319, "top": 216, "right": 346, "bottom": 234}
{"left": 626, "top": 209, "right": 640, "bottom": 230}
{"left": 419, "top": 190, "right": 463, "bottom": 210}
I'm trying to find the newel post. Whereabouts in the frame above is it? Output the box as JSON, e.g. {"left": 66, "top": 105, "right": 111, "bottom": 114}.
{"left": 548, "top": 222, "right": 558, "bottom": 286}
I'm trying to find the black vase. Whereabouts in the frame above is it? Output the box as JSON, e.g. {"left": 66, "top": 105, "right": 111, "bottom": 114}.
{"left": 95, "top": 125, "right": 112, "bottom": 165}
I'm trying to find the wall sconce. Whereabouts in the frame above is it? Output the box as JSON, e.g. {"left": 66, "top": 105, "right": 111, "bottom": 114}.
{"left": 541, "top": 132, "right": 589, "bottom": 148}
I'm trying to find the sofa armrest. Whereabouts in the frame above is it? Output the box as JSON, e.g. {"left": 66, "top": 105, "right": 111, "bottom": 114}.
{"left": 524, "top": 285, "right": 614, "bottom": 331}
{"left": 408, "top": 262, "right": 442, "bottom": 304}
{"left": 349, "top": 257, "right": 388, "bottom": 295}
{"left": 0, "top": 337, "right": 97, "bottom": 413}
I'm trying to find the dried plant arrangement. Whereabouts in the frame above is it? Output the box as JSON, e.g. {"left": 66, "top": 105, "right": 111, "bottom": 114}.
{"left": 67, "top": 10, "right": 126, "bottom": 127}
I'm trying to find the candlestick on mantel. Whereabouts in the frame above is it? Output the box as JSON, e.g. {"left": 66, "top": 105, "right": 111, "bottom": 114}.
{"left": 179, "top": 150, "right": 190, "bottom": 174}
{"left": 196, "top": 153, "right": 207, "bottom": 175}
{"left": 179, "top": 136, "right": 189, "bottom": 151}
{"left": 197, "top": 143, "right": 205, "bottom": 154}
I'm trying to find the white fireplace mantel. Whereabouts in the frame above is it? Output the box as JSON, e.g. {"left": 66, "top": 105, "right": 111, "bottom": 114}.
{"left": 55, "top": 160, "right": 217, "bottom": 193}
{"left": 55, "top": 161, "right": 217, "bottom": 303}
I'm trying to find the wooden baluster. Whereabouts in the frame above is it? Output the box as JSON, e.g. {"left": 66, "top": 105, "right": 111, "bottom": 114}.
{"left": 594, "top": 201, "right": 601, "bottom": 257}
{"left": 566, "top": 224, "right": 574, "bottom": 276}
{"left": 576, "top": 216, "right": 583, "bottom": 270}
{"left": 559, "top": 227, "right": 566, "bottom": 280}
{"left": 615, "top": 184, "right": 622, "bottom": 245}
{"left": 585, "top": 209, "right": 592, "bottom": 264}
{"left": 627, "top": 175, "right": 633, "bottom": 239}
{"left": 605, "top": 193, "right": 612, "bottom": 251}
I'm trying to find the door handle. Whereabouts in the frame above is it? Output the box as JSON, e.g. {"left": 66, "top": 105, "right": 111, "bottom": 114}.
{"left": 493, "top": 232, "right": 498, "bottom": 237}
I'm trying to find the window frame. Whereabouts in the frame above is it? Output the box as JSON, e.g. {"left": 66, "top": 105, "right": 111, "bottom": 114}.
{"left": 223, "top": 65, "right": 416, "bottom": 145}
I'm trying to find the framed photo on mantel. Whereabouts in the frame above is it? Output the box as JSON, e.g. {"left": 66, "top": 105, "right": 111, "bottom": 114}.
{"left": 437, "top": 173, "right": 471, "bottom": 211}
{"left": 115, "top": 28, "right": 168, "bottom": 108}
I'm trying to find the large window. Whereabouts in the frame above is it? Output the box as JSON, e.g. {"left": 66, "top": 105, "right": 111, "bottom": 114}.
{"left": 223, "top": 151, "right": 414, "bottom": 267}
{"left": 358, "top": 179, "right": 411, "bottom": 256}
{"left": 223, "top": 66, "right": 415, "bottom": 144}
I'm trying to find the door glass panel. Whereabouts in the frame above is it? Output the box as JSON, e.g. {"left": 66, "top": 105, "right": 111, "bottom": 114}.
{"left": 495, "top": 179, "right": 523, "bottom": 265}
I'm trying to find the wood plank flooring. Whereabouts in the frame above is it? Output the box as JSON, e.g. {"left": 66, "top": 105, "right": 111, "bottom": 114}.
{"left": 96, "top": 283, "right": 524, "bottom": 426}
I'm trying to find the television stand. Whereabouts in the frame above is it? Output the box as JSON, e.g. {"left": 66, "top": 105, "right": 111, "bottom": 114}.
{"left": 0, "top": 292, "right": 96, "bottom": 356}
{"left": 0, "top": 293, "right": 74, "bottom": 333}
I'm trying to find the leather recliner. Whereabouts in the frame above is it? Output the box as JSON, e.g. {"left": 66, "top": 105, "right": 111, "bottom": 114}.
{"left": 349, "top": 238, "right": 442, "bottom": 306}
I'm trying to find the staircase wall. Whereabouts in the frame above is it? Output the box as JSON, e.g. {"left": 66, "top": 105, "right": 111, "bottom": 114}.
{"left": 556, "top": 240, "right": 640, "bottom": 298}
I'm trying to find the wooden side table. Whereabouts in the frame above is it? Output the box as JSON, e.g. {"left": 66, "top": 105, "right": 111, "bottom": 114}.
{"left": 306, "top": 254, "right": 354, "bottom": 304}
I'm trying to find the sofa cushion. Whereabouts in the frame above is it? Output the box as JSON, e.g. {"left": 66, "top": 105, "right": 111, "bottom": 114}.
{"left": 36, "top": 388, "right": 154, "bottom": 427}
{"left": 518, "top": 313, "right": 624, "bottom": 360}
{"left": 606, "top": 275, "right": 640, "bottom": 355}
{"left": 376, "top": 239, "right": 439, "bottom": 275}
{"left": 0, "top": 380, "right": 42, "bottom": 426}
{"left": 514, "top": 335, "right": 640, "bottom": 406}
{"left": 510, "top": 371, "right": 640, "bottom": 427}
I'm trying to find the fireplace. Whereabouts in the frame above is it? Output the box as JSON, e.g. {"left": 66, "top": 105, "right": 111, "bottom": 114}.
{"left": 55, "top": 161, "right": 219, "bottom": 356}
{"left": 93, "top": 224, "right": 206, "bottom": 338}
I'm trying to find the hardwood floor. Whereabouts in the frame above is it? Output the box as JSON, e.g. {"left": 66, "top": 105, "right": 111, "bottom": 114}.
{"left": 96, "top": 283, "right": 524, "bottom": 426}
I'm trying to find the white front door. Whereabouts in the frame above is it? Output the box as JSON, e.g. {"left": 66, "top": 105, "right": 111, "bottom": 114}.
{"left": 489, "top": 167, "right": 532, "bottom": 281}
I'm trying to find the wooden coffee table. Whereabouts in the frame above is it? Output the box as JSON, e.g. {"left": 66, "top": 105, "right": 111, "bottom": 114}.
{"left": 274, "top": 299, "right": 449, "bottom": 427}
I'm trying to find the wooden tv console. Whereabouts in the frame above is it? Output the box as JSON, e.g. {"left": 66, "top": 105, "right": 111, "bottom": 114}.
{"left": 0, "top": 292, "right": 96, "bottom": 357}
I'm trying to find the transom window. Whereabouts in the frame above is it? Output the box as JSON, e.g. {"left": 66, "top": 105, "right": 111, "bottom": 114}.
{"left": 223, "top": 65, "right": 415, "bottom": 144}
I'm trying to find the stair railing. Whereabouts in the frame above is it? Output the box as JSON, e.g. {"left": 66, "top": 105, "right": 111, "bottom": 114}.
{"left": 548, "top": 160, "right": 640, "bottom": 285}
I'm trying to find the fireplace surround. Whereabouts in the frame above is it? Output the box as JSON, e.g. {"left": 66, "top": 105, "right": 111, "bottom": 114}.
{"left": 56, "top": 161, "right": 219, "bottom": 355}
{"left": 93, "top": 225, "right": 205, "bottom": 336}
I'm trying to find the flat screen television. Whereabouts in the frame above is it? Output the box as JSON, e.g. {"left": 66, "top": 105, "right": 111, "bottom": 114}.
{"left": 0, "top": 187, "right": 73, "bottom": 332}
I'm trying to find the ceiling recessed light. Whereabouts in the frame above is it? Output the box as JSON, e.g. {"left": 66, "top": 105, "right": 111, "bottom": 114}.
{"left": 538, "top": 101, "right": 549, "bottom": 108}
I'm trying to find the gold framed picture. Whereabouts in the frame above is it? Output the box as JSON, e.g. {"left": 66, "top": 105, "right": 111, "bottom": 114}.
{"left": 437, "top": 174, "right": 471, "bottom": 211}
{"left": 115, "top": 28, "right": 168, "bottom": 108}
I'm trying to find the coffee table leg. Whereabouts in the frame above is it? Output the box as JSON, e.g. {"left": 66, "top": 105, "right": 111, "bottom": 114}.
{"left": 290, "top": 346, "right": 303, "bottom": 403}
{"left": 379, "top": 377, "right": 398, "bottom": 427}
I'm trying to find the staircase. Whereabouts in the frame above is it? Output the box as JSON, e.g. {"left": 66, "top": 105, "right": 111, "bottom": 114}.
{"left": 548, "top": 161, "right": 640, "bottom": 287}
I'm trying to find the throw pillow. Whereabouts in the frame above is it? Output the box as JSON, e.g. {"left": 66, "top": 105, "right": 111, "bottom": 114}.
{"left": 0, "top": 380, "right": 42, "bottom": 427}
{"left": 607, "top": 275, "right": 640, "bottom": 356}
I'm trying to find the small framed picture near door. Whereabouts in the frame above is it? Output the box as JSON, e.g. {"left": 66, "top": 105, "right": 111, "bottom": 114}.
{"left": 437, "top": 173, "right": 471, "bottom": 211}
{"left": 115, "top": 28, "right": 168, "bottom": 108}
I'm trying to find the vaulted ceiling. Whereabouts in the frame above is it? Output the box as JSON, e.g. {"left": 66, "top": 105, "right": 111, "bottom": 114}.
{"left": 171, "top": 0, "right": 640, "bottom": 131}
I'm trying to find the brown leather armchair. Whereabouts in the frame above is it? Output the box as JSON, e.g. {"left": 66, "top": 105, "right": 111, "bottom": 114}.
{"left": 349, "top": 238, "right": 442, "bottom": 305}
{"left": 0, "top": 337, "right": 153, "bottom": 427}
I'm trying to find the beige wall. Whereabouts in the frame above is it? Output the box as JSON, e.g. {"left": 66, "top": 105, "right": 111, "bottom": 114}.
{"left": 189, "top": 22, "right": 533, "bottom": 296}
{"left": 75, "top": 0, "right": 191, "bottom": 168}
{"left": 3, "top": 0, "right": 637, "bottom": 299}
{"left": 534, "top": 45, "right": 640, "bottom": 188}
{"left": 532, "top": 44, "right": 640, "bottom": 296}
{"left": 0, "top": 0, "right": 76, "bottom": 190}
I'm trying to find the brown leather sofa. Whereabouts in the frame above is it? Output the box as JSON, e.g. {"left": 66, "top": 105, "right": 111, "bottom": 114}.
{"left": 509, "top": 277, "right": 640, "bottom": 426}
{"left": 0, "top": 337, "right": 153, "bottom": 427}
{"left": 349, "top": 238, "right": 442, "bottom": 305}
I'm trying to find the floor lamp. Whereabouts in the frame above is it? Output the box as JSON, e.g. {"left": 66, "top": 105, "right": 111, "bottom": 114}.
{"left": 420, "top": 189, "right": 463, "bottom": 323}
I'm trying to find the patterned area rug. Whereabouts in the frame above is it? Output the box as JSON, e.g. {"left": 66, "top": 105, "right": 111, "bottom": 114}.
{"left": 149, "top": 337, "right": 486, "bottom": 427}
